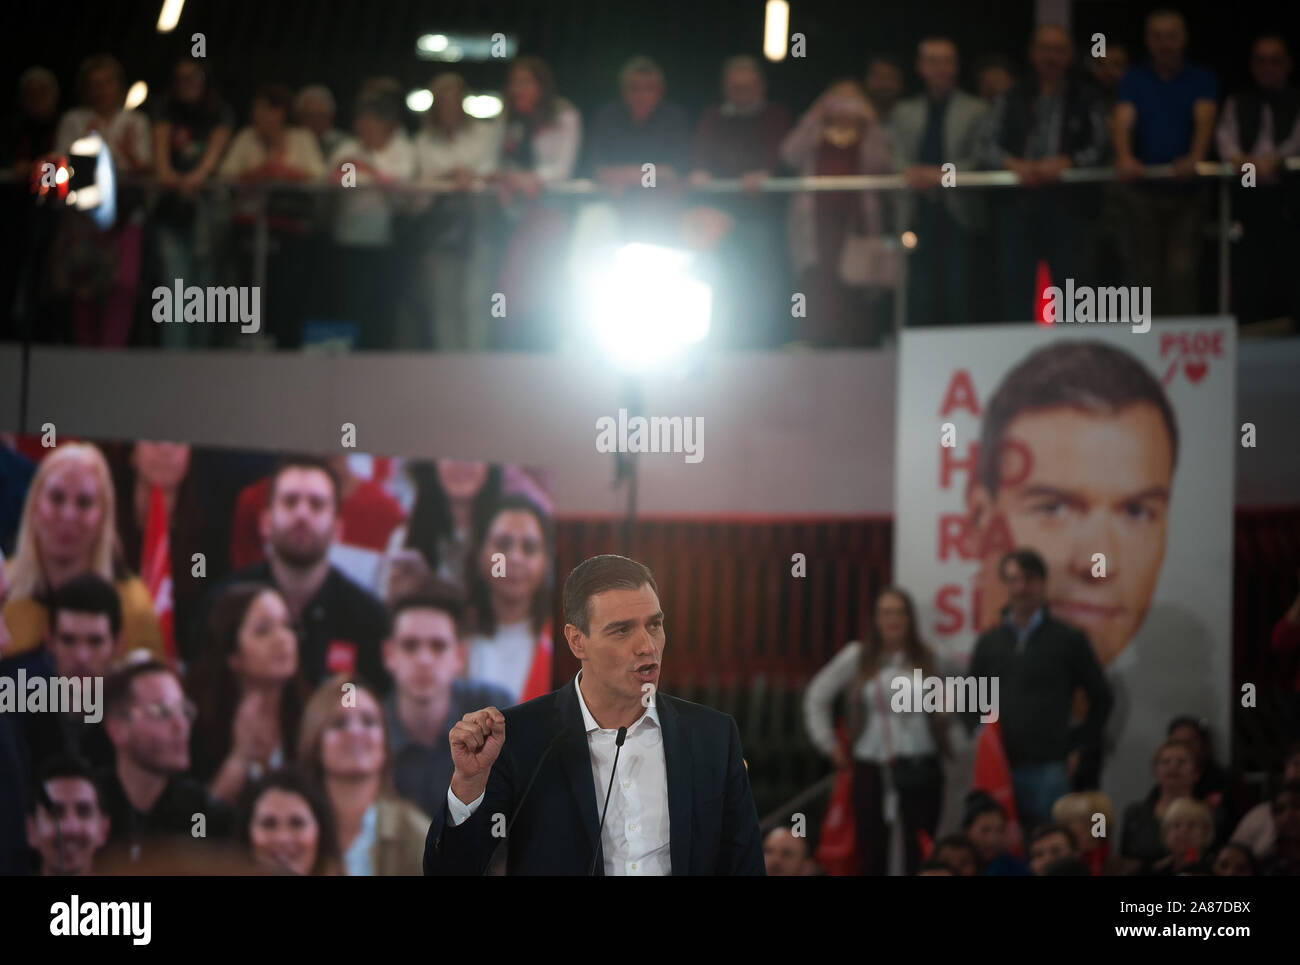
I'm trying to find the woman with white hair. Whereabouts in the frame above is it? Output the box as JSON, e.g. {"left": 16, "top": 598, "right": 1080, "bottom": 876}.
{"left": 1, "top": 443, "right": 162, "bottom": 664}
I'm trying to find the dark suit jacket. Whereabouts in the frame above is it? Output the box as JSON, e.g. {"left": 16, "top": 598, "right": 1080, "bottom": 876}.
{"left": 423, "top": 677, "right": 765, "bottom": 876}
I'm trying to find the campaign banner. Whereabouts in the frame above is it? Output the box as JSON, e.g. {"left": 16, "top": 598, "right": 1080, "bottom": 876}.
{"left": 894, "top": 319, "right": 1235, "bottom": 815}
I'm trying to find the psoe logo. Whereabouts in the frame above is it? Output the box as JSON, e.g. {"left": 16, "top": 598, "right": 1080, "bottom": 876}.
{"left": 152, "top": 279, "right": 260, "bottom": 333}
{"left": 595, "top": 408, "right": 703, "bottom": 464}
{"left": 50, "top": 895, "right": 151, "bottom": 945}
{"left": 1042, "top": 279, "right": 1151, "bottom": 334}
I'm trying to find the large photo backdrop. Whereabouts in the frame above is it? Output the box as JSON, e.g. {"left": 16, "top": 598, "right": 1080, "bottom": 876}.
{"left": 894, "top": 320, "right": 1236, "bottom": 815}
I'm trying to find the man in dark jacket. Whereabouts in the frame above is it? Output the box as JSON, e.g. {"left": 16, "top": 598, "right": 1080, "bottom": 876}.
{"left": 977, "top": 24, "right": 1109, "bottom": 320}
{"left": 965, "top": 548, "right": 1113, "bottom": 833}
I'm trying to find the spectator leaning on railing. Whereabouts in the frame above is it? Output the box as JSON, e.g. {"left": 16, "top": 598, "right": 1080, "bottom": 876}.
{"left": 889, "top": 36, "right": 989, "bottom": 328}
{"left": 150, "top": 58, "right": 234, "bottom": 350}
{"left": 1112, "top": 7, "right": 1218, "bottom": 317}
{"left": 977, "top": 25, "right": 1109, "bottom": 320}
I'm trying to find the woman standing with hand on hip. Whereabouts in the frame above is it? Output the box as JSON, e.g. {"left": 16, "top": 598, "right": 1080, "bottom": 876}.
{"left": 804, "top": 587, "right": 950, "bottom": 875}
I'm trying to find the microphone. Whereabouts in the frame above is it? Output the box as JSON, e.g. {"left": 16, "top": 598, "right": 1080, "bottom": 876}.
{"left": 481, "top": 726, "right": 572, "bottom": 875}
{"left": 588, "top": 726, "right": 627, "bottom": 876}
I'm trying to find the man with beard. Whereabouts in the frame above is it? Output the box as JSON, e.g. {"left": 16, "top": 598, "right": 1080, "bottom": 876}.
{"left": 200, "top": 456, "right": 390, "bottom": 691}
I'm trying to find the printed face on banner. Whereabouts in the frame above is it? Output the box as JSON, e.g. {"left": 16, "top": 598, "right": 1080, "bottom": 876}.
{"left": 897, "top": 322, "right": 1234, "bottom": 813}
{"left": 965, "top": 402, "right": 1175, "bottom": 666}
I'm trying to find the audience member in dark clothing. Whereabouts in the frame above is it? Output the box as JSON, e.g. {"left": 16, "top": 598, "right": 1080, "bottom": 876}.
{"left": 20, "top": 574, "right": 120, "bottom": 778}
{"left": 978, "top": 25, "right": 1108, "bottom": 320}
{"left": 1216, "top": 33, "right": 1300, "bottom": 326}
{"left": 1028, "top": 823, "right": 1078, "bottom": 875}
{"left": 932, "top": 833, "right": 978, "bottom": 876}
{"left": 24, "top": 755, "right": 111, "bottom": 876}
{"left": 197, "top": 457, "right": 390, "bottom": 692}
{"left": 1121, "top": 737, "right": 1227, "bottom": 868}
{"left": 381, "top": 584, "right": 512, "bottom": 817}
{"left": 1260, "top": 782, "right": 1300, "bottom": 875}
{"left": 1166, "top": 715, "right": 1231, "bottom": 808}
{"left": 964, "top": 791, "right": 1029, "bottom": 875}
{"left": 964, "top": 548, "right": 1112, "bottom": 833}
{"left": 688, "top": 55, "right": 792, "bottom": 347}
{"left": 587, "top": 56, "right": 691, "bottom": 191}
{"left": 890, "top": 36, "right": 989, "bottom": 327}
{"left": 1, "top": 68, "right": 61, "bottom": 343}
{"left": 151, "top": 59, "right": 234, "bottom": 349}
{"left": 98, "top": 660, "right": 233, "bottom": 847}
{"left": 864, "top": 54, "right": 905, "bottom": 126}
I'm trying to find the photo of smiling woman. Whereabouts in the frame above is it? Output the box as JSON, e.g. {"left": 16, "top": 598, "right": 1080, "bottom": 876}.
{"left": 298, "top": 674, "right": 429, "bottom": 876}
{"left": 463, "top": 495, "right": 555, "bottom": 705}
{"left": 804, "top": 587, "right": 951, "bottom": 875}
{"left": 189, "top": 583, "right": 307, "bottom": 804}
{"left": 237, "top": 767, "right": 341, "bottom": 876}
{"left": 2, "top": 443, "right": 162, "bottom": 668}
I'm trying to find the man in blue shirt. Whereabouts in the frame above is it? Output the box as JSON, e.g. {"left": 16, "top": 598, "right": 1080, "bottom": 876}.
{"left": 1113, "top": 8, "right": 1218, "bottom": 315}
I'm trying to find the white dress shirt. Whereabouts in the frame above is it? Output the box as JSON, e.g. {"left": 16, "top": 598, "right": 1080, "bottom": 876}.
{"left": 447, "top": 671, "right": 672, "bottom": 875}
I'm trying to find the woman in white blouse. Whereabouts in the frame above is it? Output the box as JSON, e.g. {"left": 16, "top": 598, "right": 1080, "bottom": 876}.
{"left": 804, "top": 586, "right": 950, "bottom": 875}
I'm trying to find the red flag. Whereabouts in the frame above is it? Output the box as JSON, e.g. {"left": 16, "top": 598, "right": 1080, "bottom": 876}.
{"left": 140, "top": 484, "right": 176, "bottom": 663}
{"left": 1033, "top": 258, "right": 1053, "bottom": 326}
{"left": 518, "top": 622, "right": 554, "bottom": 702}
{"left": 814, "top": 723, "right": 860, "bottom": 875}
{"left": 971, "top": 720, "right": 1023, "bottom": 858}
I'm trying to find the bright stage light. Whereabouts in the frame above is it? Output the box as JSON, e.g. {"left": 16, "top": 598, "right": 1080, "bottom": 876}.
{"left": 156, "top": 0, "right": 184, "bottom": 33}
{"left": 125, "top": 81, "right": 148, "bottom": 110}
{"left": 418, "top": 34, "right": 450, "bottom": 53}
{"left": 764, "top": 1, "right": 789, "bottom": 61}
{"left": 463, "top": 93, "right": 503, "bottom": 118}
{"left": 63, "top": 133, "right": 117, "bottom": 229}
{"left": 406, "top": 88, "right": 434, "bottom": 112}
{"left": 579, "top": 243, "right": 712, "bottom": 373}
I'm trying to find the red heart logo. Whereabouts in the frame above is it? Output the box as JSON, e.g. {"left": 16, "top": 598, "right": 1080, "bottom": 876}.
{"left": 1184, "top": 359, "right": 1208, "bottom": 384}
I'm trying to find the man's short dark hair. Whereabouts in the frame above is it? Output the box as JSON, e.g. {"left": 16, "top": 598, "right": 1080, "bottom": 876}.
{"left": 1030, "top": 822, "right": 1077, "bottom": 850}
{"left": 267, "top": 455, "right": 342, "bottom": 511}
{"left": 1000, "top": 547, "right": 1047, "bottom": 583}
{"left": 563, "top": 555, "right": 659, "bottom": 635}
{"left": 103, "top": 659, "right": 180, "bottom": 719}
{"left": 961, "top": 790, "right": 1006, "bottom": 829}
{"left": 388, "top": 579, "right": 465, "bottom": 638}
{"left": 977, "top": 342, "right": 1179, "bottom": 499}
{"left": 26, "top": 755, "right": 104, "bottom": 816}
{"left": 47, "top": 572, "right": 122, "bottom": 639}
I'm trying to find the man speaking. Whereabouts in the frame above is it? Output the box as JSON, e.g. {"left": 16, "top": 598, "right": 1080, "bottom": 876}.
{"left": 423, "top": 555, "right": 765, "bottom": 875}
